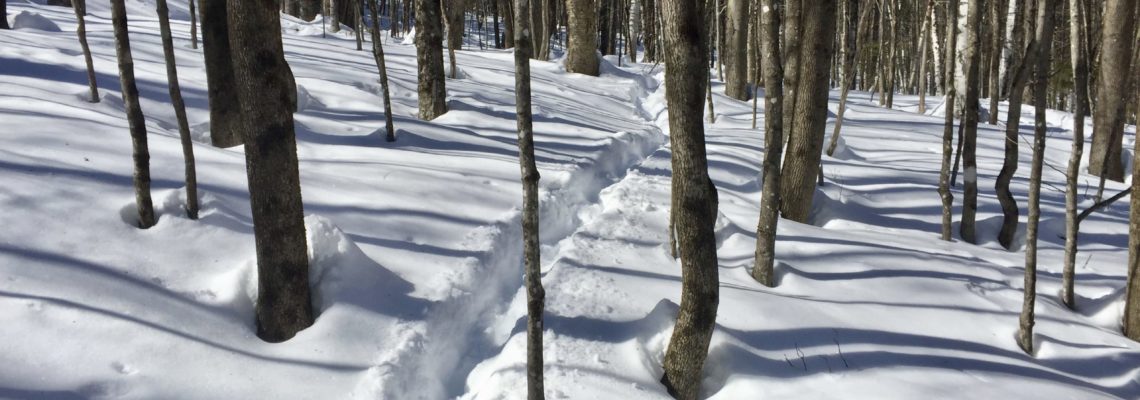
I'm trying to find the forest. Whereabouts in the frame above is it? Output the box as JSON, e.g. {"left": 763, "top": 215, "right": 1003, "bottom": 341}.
{"left": 0, "top": 0, "right": 1138, "bottom": 398}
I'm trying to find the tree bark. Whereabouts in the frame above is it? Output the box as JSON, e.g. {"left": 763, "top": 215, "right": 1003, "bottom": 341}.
{"left": 937, "top": 0, "right": 960, "bottom": 241}
{"left": 415, "top": 0, "right": 448, "bottom": 120}
{"left": 827, "top": 0, "right": 874, "bottom": 157}
{"left": 72, "top": 0, "right": 99, "bottom": 103}
{"left": 200, "top": 0, "right": 242, "bottom": 148}
{"left": 156, "top": 0, "right": 199, "bottom": 220}
{"left": 752, "top": 0, "right": 784, "bottom": 288}
{"left": 566, "top": 0, "right": 599, "bottom": 75}
{"left": 986, "top": 0, "right": 1006, "bottom": 124}
{"left": 367, "top": 0, "right": 396, "bottom": 142}
{"left": 227, "top": 0, "right": 314, "bottom": 343}
{"left": 110, "top": 0, "right": 156, "bottom": 229}
{"left": 916, "top": 0, "right": 933, "bottom": 114}
{"left": 959, "top": 0, "right": 984, "bottom": 244}
{"left": 723, "top": 0, "right": 749, "bottom": 100}
{"left": 659, "top": 0, "right": 719, "bottom": 398}
{"left": 1, "top": 0, "right": 9, "bottom": 30}
{"left": 1061, "top": 0, "right": 1089, "bottom": 310}
{"left": 995, "top": 0, "right": 1028, "bottom": 249}
{"left": 189, "top": 0, "right": 198, "bottom": 49}
{"left": 778, "top": 0, "right": 837, "bottom": 223}
{"left": 1018, "top": 0, "right": 1052, "bottom": 355}
{"left": 1089, "top": 0, "right": 1137, "bottom": 182}
{"left": 511, "top": 1, "right": 545, "bottom": 397}
{"left": 443, "top": 0, "right": 465, "bottom": 79}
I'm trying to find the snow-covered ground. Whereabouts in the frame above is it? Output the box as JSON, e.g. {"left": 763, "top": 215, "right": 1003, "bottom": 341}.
{"left": 1, "top": 1, "right": 1138, "bottom": 399}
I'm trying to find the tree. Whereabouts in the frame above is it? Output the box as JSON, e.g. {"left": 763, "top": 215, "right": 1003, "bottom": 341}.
{"left": 827, "top": 0, "right": 875, "bottom": 157}
{"left": 367, "top": 0, "right": 396, "bottom": 142}
{"left": 985, "top": 0, "right": 1006, "bottom": 124}
{"left": 722, "top": 0, "right": 749, "bottom": 100}
{"left": 226, "top": 0, "right": 314, "bottom": 343}
{"left": 511, "top": 1, "right": 545, "bottom": 397}
{"left": 916, "top": 0, "right": 933, "bottom": 114}
{"left": 1126, "top": 105, "right": 1140, "bottom": 342}
{"left": 995, "top": 0, "right": 1028, "bottom": 249}
{"left": 1018, "top": 0, "right": 1052, "bottom": 355}
{"left": 659, "top": 0, "right": 719, "bottom": 398}
{"left": 937, "top": 0, "right": 960, "bottom": 241}
{"left": 629, "top": 0, "right": 642, "bottom": 62}
{"left": 1, "top": 0, "right": 8, "bottom": 30}
{"left": 778, "top": 0, "right": 838, "bottom": 223}
{"left": 72, "top": 0, "right": 98, "bottom": 103}
{"left": 415, "top": 0, "right": 448, "bottom": 120}
{"left": 1089, "top": 0, "right": 1138, "bottom": 183}
{"left": 442, "top": 0, "right": 465, "bottom": 79}
{"left": 959, "top": 0, "right": 984, "bottom": 244}
{"left": 156, "top": 0, "right": 199, "bottom": 219}
{"left": 199, "top": 0, "right": 242, "bottom": 148}
{"left": 189, "top": 0, "right": 197, "bottom": 49}
{"left": 110, "top": 0, "right": 156, "bottom": 229}
{"left": 1061, "top": 0, "right": 1090, "bottom": 309}
{"left": 566, "top": 0, "right": 599, "bottom": 76}
{"left": 752, "top": 0, "right": 784, "bottom": 288}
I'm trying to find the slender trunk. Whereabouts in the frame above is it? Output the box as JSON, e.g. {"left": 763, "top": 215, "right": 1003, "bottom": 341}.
{"left": 443, "top": 0, "right": 465, "bottom": 79}
{"left": 752, "top": 0, "right": 784, "bottom": 287}
{"left": 416, "top": 0, "right": 448, "bottom": 120}
{"left": 1018, "top": 0, "right": 1052, "bottom": 355}
{"left": 355, "top": 0, "right": 363, "bottom": 51}
{"left": 190, "top": 0, "right": 198, "bottom": 49}
{"left": 0, "top": 0, "right": 8, "bottom": 30}
{"left": 110, "top": 0, "right": 156, "bottom": 229}
{"left": 659, "top": 0, "right": 719, "bottom": 398}
{"left": 916, "top": 0, "right": 933, "bottom": 114}
{"left": 156, "top": 0, "right": 199, "bottom": 220}
{"left": 938, "top": 0, "right": 960, "bottom": 241}
{"left": 73, "top": 0, "right": 99, "bottom": 103}
{"left": 959, "top": 0, "right": 984, "bottom": 244}
{"left": 227, "top": 0, "right": 314, "bottom": 343}
{"left": 200, "top": 0, "right": 242, "bottom": 148}
{"left": 827, "top": 0, "right": 873, "bottom": 157}
{"left": 367, "top": 0, "right": 396, "bottom": 142}
{"left": 986, "top": 0, "right": 1005, "bottom": 124}
{"left": 1061, "top": 0, "right": 1089, "bottom": 309}
{"left": 995, "top": 0, "right": 1028, "bottom": 248}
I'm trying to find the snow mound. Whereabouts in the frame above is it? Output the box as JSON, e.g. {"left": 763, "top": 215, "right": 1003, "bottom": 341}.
{"left": 12, "top": 11, "right": 61, "bottom": 32}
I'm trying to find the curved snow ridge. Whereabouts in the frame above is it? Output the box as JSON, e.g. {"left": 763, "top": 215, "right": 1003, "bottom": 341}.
{"left": 374, "top": 67, "right": 671, "bottom": 399}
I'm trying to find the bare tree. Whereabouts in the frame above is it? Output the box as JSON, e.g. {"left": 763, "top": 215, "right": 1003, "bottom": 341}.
{"left": 566, "top": 0, "right": 599, "bottom": 75}
{"left": 72, "top": 0, "right": 98, "bottom": 103}
{"left": 937, "top": 0, "right": 960, "bottom": 241}
{"left": 778, "top": 0, "right": 838, "bottom": 223}
{"left": 443, "top": 0, "right": 466, "bottom": 79}
{"left": 827, "top": 0, "right": 874, "bottom": 157}
{"left": 1, "top": 0, "right": 9, "bottom": 30}
{"left": 416, "top": 0, "right": 448, "bottom": 120}
{"left": 189, "top": 0, "right": 198, "bottom": 49}
{"left": 723, "top": 0, "right": 749, "bottom": 100}
{"left": 959, "top": 0, "right": 984, "bottom": 244}
{"left": 226, "top": 0, "right": 314, "bottom": 342}
{"left": 985, "top": 0, "right": 1006, "bottom": 124}
{"left": 110, "top": 0, "right": 156, "bottom": 229}
{"left": 659, "top": 0, "right": 720, "bottom": 398}
{"left": 916, "top": 0, "right": 933, "bottom": 114}
{"left": 367, "top": 0, "right": 395, "bottom": 142}
{"left": 995, "top": 0, "right": 1029, "bottom": 249}
{"left": 1089, "top": 0, "right": 1138, "bottom": 183}
{"left": 199, "top": 0, "right": 242, "bottom": 147}
{"left": 752, "top": 0, "right": 784, "bottom": 287}
{"left": 512, "top": 1, "right": 545, "bottom": 397}
{"left": 1061, "top": 0, "right": 1090, "bottom": 309}
{"left": 1018, "top": 0, "right": 1052, "bottom": 355}
{"left": 156, "top": 0, "right": 198, "bottom": 219}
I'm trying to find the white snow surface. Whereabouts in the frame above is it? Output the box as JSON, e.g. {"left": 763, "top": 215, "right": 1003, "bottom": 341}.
{"left": 2, "top": 2, "right": 1139, "bottom": 399}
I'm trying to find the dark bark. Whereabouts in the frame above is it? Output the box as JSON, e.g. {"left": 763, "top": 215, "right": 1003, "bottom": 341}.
{"left": 1089, "top": 0, "right": 1137, "bottom": 183}
{"left": 415, "top": 0, "right": 448, "bottom": 120}
{"left": 1062, "top": 0, "right": 1089, "bottom": 309}
{"left": 190, "top": 0, "right": 198, "bottom": 49}
{"left": 1018, "top": 0, "right": 1052, "bottom": 356}
{"left": 959, "top": 0, "right": 984, "bottom": 244}
{"left": 443, "top": 0, "right": 465, "bottom": 79}
{"left": 723, "top": 0, "right": 749, "bottom": 100}
{"left": 986, "top": 0, "right": 1005, "bottom": 124}
{"left": 227, "top": 0, "right": 314, "bottom": 343}
{"left": 512, "top": 1, "right": 545, "bottom": 397}
{"left": 937, "top": 0, "right": 959, "bottom": 241}
{"left": 778, "top": 0, "right": 838, "bottom": 223}
{"left": 73, "top": 0, "right": 99, "bottom": 103}
{"left": 199, "top": 0, "right": 242, "bottom": 148}
{"left": 827, "top": 0, "right": 874, "bottom": 157}
{"left": 110, "top": 0, "right": 156, "bottom": 229}
{"left": 367, "top": 0, "right": 396, "bottom": 142}
{"left": 1, "top": 0, "right": 8, "bottom": 30}
{"left": 996, "top": 0, "right": 1029, "bottom": 249}
{"left": 752, "top": 0, "right": 784, "bottom": 288}
{"left": 659, "top": 0, "right": 719, "bottom": 398}
{"left": 156, "top": 0, "right": 199, "bottom": 220}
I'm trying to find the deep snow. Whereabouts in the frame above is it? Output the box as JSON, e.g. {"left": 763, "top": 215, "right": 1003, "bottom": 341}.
{"left": 1, "top": 1, "right": 1138, "bottom": 399}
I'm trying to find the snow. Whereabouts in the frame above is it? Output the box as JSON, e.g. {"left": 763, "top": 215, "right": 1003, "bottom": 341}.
{"left": 2, "top": 1, "right": 1139, "bottom": 399}
{"left": 11, "top": 11, "right": 60, "bottom": 32}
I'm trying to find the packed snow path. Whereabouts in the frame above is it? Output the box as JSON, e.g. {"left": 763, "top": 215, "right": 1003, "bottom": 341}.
{"left": 2, "top": 2, "right": 1139, "bottom": 399}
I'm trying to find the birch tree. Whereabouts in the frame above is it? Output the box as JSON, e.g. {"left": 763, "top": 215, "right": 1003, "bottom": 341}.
{"left": 110, "top": 0, "right": 156, "bottom": 229}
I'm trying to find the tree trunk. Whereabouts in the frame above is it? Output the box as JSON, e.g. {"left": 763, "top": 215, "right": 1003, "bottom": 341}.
{"left": 110, "top": 0, "right": 156, "bottom": 230}
{"left": 937, "top": 0, "right": 960, "bottom": 241}
{"left": 778, "top": 0, "right": 837, "bottom": 223}
{"left": 1, "top": 0, "right": 9, "bottom": 30}
{"left": 629, "top": 0, "right": 641, "bottom": 61}
{"left": 827, "top": 0, "right": 874, "bottom": 157}
{"left": 566, "top": 0, "right": 599, "bottom": 75}
{"left": 723, "top": 0, "right": 749, "bottom": 100}
{"left": 443, "top": 0, "right": 465, "bottom": 79}
{"left": 1018, "top": 0, "right": 1052, "bottom": 355}
{"left": 986, "top": 0, "right": 1005, "bottom": 124}
{"left": 200, "top": 0, "right": 242, "bottom": 148}
{"left": 995, "top": 0, "right": 1028, "bottom": 249}
{"left": 916, "top": 0, "right": 933, "bottom": 114}
{"left": 416, "top": 0, "right": 448, "bottom": 120}
{"left": 72, "top": 0, "right": 99, "bottom": 103}
{"left": 227, "top": 0, "right": 314, "bottom": 343}
{"left": 156, "top": 0, "right": 199, "bottom": 220}
{"left": 659, "top": 0, "right": 719, "bottom": 398}
{"left": 1089, "top": 0, "right": 1137, "bottom": 183}
{"left": 367, "top": 0, "right": 396, "bottom": 142}
{"left": 330, "top": 0, "right": 340, "bottom": 32}
{"left": 510, "top": 1, "right": 545, "bottom": 396}
{"left": 189, "top": 0, "right": 198, "bottom": 49}
{"left": 1061, "top": 0, "right": 1089, "bottom": 310}
{"left": 959, "top": 0, "right": 984, "bottom": 244}
{"left": 752, "top": 0, "right": 784, "bottom": 288}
